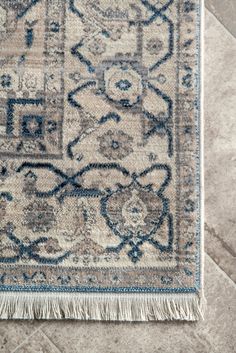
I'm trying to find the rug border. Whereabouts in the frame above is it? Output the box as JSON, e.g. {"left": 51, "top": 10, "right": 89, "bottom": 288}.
{"left": 0, "top": 0, "right": 205, "bottom": 320}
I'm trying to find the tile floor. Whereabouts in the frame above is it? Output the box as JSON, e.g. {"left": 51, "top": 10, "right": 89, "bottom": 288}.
{"left": 1, "top": 4, "right": 236, "bottom": 353}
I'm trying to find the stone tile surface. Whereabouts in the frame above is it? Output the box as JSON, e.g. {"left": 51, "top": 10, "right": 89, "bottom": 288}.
{"left": 205, "top": 0, "right": 236, "bottom": 38}
{"left": 41, "top": 256, "right": 236, "bottom": 353}
{"left": 204, "top": 10, "right": 236, "bottom": 281}
{"left": 13, "top": 331, "right": 60, "bottom": 353}
{"left": 205, "top": 223, "right": 236, "bottom": 282}
{"left": 0, "top": 321, "right": 43, "bottom": 353}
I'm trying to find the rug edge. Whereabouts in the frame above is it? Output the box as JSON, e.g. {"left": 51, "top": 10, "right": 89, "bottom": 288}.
{"left": 0, "top": 0, "right": 205, "bottom": 323}
{"left": 0, "top": 292, "right": 206, "bottom": 321}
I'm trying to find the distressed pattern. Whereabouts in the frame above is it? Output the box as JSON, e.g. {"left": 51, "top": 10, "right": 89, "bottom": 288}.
{"left": 0, "top": 0, "right": 202, "bottom": 304}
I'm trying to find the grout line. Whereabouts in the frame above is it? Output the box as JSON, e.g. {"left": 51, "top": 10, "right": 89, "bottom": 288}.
{"left": 205, "top": 253, "right": 236, "bottom": 290}
{"left": 10, "top": 323, "right": 45, "bottom": 353}
{"left": 40, "top": 329, "right": 63, "bottom": 353}
{"left": 205, "top": 7, "right": 236, "bottom": 40}
{"left": 205, "top": 222, "right": 236, "bottom": 258}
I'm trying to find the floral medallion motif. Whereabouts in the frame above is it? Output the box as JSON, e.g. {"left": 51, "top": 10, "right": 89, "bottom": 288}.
{"left": 146, "top": 38, "right": 164, "bottom": 55}
{"left": 97, "top": 129, "right": 133, "bottom": 160}
{"left": 23, "top": 200, "right": 56, "bottom": 233}
{"left": 101, "top": 180, "right": 171, "bottom": 263}
{"left": 103, "top": 63, "right": 144, "bottom": 107}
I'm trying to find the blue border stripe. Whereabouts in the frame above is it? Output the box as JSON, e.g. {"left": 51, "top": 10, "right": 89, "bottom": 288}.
{"left": 0, "top": 285, "right": 197, "bottom": 293}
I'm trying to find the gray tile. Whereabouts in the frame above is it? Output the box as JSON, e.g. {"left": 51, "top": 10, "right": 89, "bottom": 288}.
{"left": 41, "top": 256, "right": 236, "bottom": 353}
{"left": 14, "top": 330, "right": 61, "bottom": 353}
{"left": 204, "top": 10, "right": 236, "bottom": 280}
{"left": 0, "top": 320, "right": 42, "bottom": 353}
{"left": 205, "top": 223, "right": 236, "bottom": 282}
{"left": 192, "top": 255, "right": 236, "bottom": 353}
{"left": 205, "top": 0, "right": 236, "bottom": 38}
{"left": 42, "top": 321, "right": 207, "bottom": 353}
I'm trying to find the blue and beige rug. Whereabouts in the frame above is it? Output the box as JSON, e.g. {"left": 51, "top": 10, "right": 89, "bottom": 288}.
{"left": 0, "top": 0, "right": 204, "bottom": 320}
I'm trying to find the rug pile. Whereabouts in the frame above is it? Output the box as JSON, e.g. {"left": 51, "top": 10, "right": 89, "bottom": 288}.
{"left": 0, "top": 0, "right": 204, "bottom": 320}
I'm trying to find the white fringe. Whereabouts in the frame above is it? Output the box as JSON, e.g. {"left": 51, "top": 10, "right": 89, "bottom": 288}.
{"left": 0, "top": 292, "right": 205, "bottom": 321}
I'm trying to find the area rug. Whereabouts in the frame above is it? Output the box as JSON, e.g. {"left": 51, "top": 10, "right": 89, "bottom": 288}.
{"left": 0, "top": 0, "right": 204, "bottom": 320}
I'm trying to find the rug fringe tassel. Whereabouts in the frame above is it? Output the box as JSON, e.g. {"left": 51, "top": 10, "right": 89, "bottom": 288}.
{"left": 0, "top": 293, "right": 206, "bottom": 321}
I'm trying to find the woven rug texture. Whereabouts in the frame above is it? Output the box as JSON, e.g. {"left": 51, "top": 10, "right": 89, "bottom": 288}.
{"left": 0, "top": 0, "right": 204, "bottom": 320}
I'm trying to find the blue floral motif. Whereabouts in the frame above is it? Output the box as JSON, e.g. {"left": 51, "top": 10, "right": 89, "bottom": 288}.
{"left": 1, "top": 74, "right": 11, "bottom": 88}
{"left": 115, "top": 79, "right": 132, "bottom": 91}
{"left": 101, "top": 165, "right": 173, "bottom": 263}
{"left": 103, "top": 62, "right": 144, "bottom": 108}
{"left": 0, "top": 223, "right": 70, "bottom": 264}
{"left": 21, "top": 115, "right": 44, "bottom": 138}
